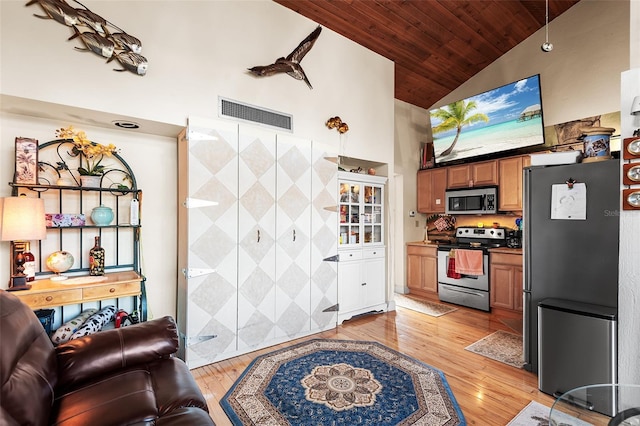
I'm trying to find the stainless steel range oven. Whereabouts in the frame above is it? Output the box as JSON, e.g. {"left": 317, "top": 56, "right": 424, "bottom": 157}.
{"left": 436, "top": 227, "right": 507, "bottom": 311}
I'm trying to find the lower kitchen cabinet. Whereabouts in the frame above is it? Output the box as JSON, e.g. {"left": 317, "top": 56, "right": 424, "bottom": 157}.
{"left": 490, "top": 251, "right": 523, "bottom": 311}
{"left": 338, "top": 247, "right": 386, "bottom": 323}
{"left": 406, "top": 244, "right": 438, "bottom": 297}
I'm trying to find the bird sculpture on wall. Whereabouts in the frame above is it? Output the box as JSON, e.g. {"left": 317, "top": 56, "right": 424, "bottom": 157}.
{"left": 248, "top": 25, "right": 322, "bottom": 89}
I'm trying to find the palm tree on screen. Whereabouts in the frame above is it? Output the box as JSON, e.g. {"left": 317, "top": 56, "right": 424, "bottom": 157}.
{"left": 431, "top": 100, "right": 489, "bottom": 157}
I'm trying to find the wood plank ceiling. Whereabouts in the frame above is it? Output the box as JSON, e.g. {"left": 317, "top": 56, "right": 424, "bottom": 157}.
{"left": 274, "top": 0, "right": 580, "bottom": 110}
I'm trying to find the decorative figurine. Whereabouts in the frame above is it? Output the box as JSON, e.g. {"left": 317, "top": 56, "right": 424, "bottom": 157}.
{"left": 248, "top": 25, "right": 322, "bottom": 89}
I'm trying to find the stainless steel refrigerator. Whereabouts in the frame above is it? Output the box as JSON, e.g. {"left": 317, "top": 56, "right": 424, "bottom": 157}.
{"left": 523, "top": 159, "right": 619, "bottom": 373}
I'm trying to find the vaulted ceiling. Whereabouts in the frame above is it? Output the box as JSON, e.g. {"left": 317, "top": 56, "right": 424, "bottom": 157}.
{"left": 274, "top": 0, "right": 580, "bottom": 110}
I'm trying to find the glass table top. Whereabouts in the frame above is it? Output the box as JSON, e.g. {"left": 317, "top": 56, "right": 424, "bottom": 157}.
{"left": 550, "top": 384, "right": 640, "bottom": 425}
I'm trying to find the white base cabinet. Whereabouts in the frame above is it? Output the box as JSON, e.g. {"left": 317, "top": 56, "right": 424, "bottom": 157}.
{"left": 338, "top": 247, "right": 386, "bottom": 323}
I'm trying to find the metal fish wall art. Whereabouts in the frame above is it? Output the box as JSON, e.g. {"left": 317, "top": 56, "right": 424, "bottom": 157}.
{"left": 25, "top": 0, "right": 147, "bottom": 76}
{"left": 109, "top": 33, "right": 142, "bottom": 54}
{"left": 27, "top": 0, "right": 79, "bottom": 26}
{"left": 76, "top": 8, "right": 107, "bottom": 34}
{"left": 109, "top": 52, "right": 148, "bottom": 76}
{"left": 69, "top": 27, "right": 114, "bottom": 58}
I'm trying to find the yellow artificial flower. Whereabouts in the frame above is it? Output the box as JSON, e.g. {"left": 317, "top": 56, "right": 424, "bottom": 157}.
{"left": 55, "top": 126, "right": 118, "bottom": 176}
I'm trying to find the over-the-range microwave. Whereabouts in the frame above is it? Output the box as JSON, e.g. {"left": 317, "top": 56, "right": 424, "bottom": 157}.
{"left": 445, "top": 186, "right": 498, "bottom": 215}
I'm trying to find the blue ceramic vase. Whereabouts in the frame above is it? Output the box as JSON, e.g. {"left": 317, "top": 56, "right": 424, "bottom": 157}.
{"left": 91, "top": 205, "right": 114, "bottom": 226}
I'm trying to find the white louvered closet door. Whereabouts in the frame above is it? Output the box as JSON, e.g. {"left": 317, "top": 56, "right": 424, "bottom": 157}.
{"left": 237, "top": 126, "right": 277, "bottom": 352}
{"left": 274, "top": 134, "right": 312, "bottom": 339}
{"left": 182, "top": 117, "right": 239, "bottom": 369}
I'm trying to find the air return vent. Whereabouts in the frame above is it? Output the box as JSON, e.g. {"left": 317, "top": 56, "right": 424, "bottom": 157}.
{"left": 219, "top": 97, "right": 293, "bottom": 132}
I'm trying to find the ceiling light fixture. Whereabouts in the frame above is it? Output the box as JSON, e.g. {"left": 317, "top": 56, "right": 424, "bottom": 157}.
{"left": 541, "top": 0, "right": 553, "bottom": 52}
{"left": 112, "top": 120, "right": 140, "bottom": 129}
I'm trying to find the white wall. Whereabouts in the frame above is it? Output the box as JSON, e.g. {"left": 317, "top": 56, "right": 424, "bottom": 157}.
{"left": 394, "top": 99, "right": 430, "bottom": 293}
{"left": 0, "top": 0, "right": 395, "bottom": 318}
{"left": 1, "top": 0, "right": 394, "bottom": 160}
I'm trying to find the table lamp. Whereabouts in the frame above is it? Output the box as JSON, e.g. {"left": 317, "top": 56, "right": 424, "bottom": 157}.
{"left": 631, "top": 96, "right": 640, "bottom": 115}
{"left": 0, "top": 196, "right": 47, "bottom": 291}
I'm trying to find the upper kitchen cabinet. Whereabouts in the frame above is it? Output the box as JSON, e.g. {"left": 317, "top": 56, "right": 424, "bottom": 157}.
{"left": 498, "top": 155, "right": 530, "bottom": 211}
{"left": 447, "top": 160, "right": 498, "bottom": 189}
{"left": 417, "top": 168, "right": 447, "bottom": 214}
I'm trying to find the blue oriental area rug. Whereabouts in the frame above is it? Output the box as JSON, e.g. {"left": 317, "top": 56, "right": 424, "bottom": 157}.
{"left": 221, "top": 339, "right": 466, "bottom": 425}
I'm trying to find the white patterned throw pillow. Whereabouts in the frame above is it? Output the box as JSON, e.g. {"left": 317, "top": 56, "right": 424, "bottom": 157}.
{"left": 69, "top": 306, "right": 116, "bottom": 340}
{"left": 51, "top": 308, "right": 98, "bottom": 345}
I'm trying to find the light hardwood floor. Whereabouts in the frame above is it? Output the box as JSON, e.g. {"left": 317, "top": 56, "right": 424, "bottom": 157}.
{"left": 192, "top": 302, "right": 558, "bottom": 425}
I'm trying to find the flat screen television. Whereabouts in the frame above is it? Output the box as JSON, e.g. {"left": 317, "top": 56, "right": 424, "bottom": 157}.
{"left": 429, "top": 74, "right": 545, "bottom": 164}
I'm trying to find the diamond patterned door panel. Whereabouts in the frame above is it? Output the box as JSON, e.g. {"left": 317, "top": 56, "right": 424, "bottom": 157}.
{"left": 179, "top": 117, "right": 239, "bottom": 369}
{"left": 275, "top": 134, "right": 312, "bottom": 339}
{"left": 237, "top": 126, "right": 277, "bottom": 352}
{"left": 179, "top": 117, "right": 338, "bottom": 367}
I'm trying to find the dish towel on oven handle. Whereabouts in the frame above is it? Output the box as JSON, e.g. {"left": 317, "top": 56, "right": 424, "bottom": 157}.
{"left": 454, "top": 249, "right": 484, "bottom": 275}
{"left": 446, "top": 249, "right": 462, "bottom": 279}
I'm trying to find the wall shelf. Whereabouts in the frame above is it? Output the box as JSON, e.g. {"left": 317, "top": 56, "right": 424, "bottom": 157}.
{"left": 8, "top": 138, "right": 147, "bottom": 324}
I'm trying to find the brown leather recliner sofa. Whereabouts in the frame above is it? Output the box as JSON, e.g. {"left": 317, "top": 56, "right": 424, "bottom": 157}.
{"left": 0, "top": 290, "right": 215, "bottom": 425}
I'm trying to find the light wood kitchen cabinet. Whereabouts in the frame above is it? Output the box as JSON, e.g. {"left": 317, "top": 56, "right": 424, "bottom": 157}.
{"left": 490, "top": 252, "right": 523, "bottom": 311}
{"left": 447, "top": 160, "right": 498, "bottom": 189}
{"left": 406, "top": 244, "right": 438, "bottom": 296}
{"left": 417, "top": 168, "right": 447, "bottom": 213}
{"left": 498, "top": 155, "right": 530, "bottom": 211}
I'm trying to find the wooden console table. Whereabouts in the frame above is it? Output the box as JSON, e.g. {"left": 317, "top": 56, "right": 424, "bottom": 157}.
{"left": 14, "top": 271, "right": 144, "bottom": 313}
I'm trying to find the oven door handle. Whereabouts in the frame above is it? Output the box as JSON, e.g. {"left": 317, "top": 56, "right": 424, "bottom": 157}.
{"left": 443, "top": 286, "right": 485, "bottom": 298}
{"left": 460, "top": 274, "right": 479, "bottom": 280}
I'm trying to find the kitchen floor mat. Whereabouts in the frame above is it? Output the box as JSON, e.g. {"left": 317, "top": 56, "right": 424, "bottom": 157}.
{"left": 465, "top": 330, "right": 524, "bottom": 368}
{"left": 394, "top": 293, "right": 458, "bottom": 317}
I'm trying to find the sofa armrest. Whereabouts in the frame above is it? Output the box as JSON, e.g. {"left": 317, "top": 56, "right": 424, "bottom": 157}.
{"left": 55, "top": 316, "right": 179, "bottom": 389}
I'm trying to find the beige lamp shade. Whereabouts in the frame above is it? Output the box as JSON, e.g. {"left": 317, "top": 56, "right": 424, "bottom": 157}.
{"left": 632, "top": 96, "right": 640, "bottom": 115}
{"left": 0, "top": 196, "right": 47, "bottom": 241}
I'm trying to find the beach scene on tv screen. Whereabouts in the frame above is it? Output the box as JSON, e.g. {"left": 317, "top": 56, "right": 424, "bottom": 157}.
{"left": 430, "top": 75, "right": 544, "bottom": 164}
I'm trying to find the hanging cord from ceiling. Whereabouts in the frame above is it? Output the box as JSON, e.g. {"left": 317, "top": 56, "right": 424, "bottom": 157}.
{"left": 541, "top": 0, "right": 554, "bottom": 52}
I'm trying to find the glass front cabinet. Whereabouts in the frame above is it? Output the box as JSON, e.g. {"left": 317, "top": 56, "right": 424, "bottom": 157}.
{"left": 338, "top": 172, "right": 385, "bottom": 248}
{"left": 337, "top": 171, "right": 387, "bottom": 324}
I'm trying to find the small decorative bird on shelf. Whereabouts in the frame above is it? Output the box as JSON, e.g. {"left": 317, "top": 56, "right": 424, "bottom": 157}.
{"left": 248, "top": 25, "right": 322, "bottom": 89}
